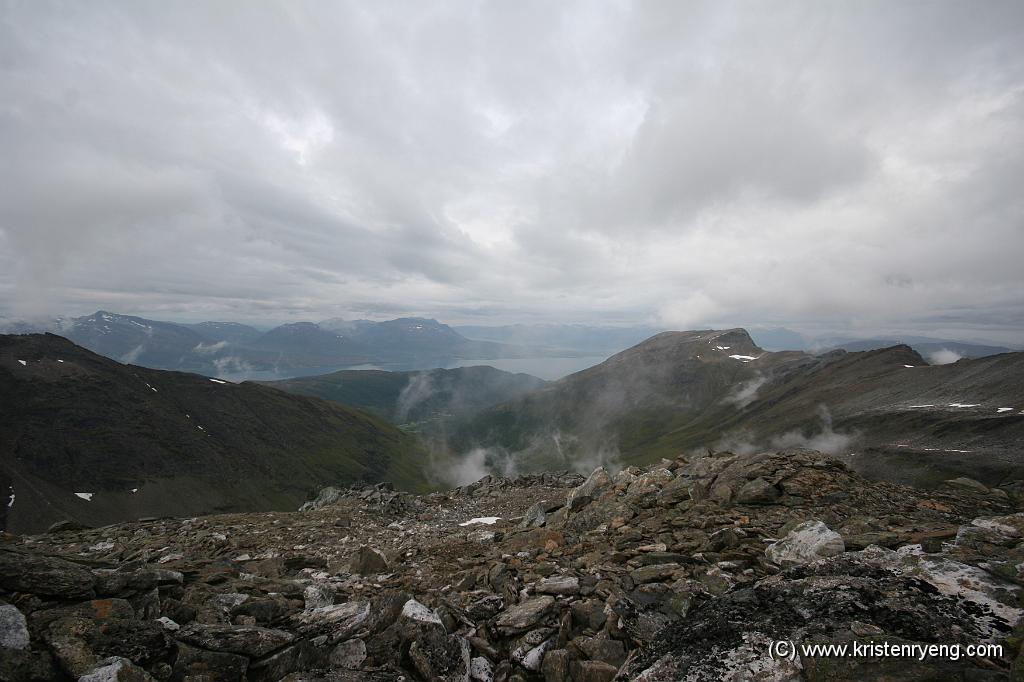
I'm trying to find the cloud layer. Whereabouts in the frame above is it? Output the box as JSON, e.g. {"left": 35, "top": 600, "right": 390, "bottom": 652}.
{"left": 2, "top": 2, "right": 1022, "bottom": 341}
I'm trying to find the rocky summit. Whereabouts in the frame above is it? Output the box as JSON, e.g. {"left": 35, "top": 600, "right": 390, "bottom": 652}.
{"left": 3, "top": 449, "right": 1024, "bottom": 681}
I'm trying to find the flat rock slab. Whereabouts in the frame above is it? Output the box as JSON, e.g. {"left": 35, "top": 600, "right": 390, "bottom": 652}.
{"left": 0, "top": 549, "right": 96, "bottom": 599}
{"left": 536, "top": 576, "right": 579, "bottom": 596}
{"left": 177, "top": 624, "right": 294, "bottom": 658}
{"left": 494, "top": 596, "right": 555, "bottom": 635}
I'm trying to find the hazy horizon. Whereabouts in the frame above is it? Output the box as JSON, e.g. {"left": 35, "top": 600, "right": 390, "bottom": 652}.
{"left": 4, "top": 307, "right": 1020, "bottom": 351}
{"left": 3, "top": 2, "right": 1023, "bottom": 344}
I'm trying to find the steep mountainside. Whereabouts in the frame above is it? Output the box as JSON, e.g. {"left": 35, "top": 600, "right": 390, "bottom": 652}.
{"left": 451, "top": 329, "right": 1024, "bottom": 486}
{"left": 263, "top": 365, "right": 547, "bottom": 427}
{"left": 449, "top": 329, "right": 815, "bottom": 469}
{"left": 0, "top": 334, "right": 428, "bottom": 534}
{"left": 731, "top": 345, "right": 1024, "bottom": 486}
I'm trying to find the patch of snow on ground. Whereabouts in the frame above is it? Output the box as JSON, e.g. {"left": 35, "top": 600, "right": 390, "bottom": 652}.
{"left": 728, "top": 355, "right": 758, "bottom": 361}
{"left": 908, "top": 405, "right": 935, "bottom": 408}
{"left": 997, "top": 407, "right": 1013, "bottom": 413}
{"left": 210, "top": 378, "right": 228, "bottom": 384}
{"left": 57, "top": 359, "right": 64, "bottom": 363}
{"left": 17, "top": 360, "right": 26, "bottom": 366}
{"left": 715, "top": 345, "right": 731, "bottom": 350}
{"left": 459, "top": 517, "right": 501, "bottom": 526}
{"left": 903, "top": 365, "right": 915, "bottom": 368}
{"left": 949, "top": 403, "right": 980, "bottom": 408}
{"left": 75, "top": 492, "right": 94, "bottom": 501}
{"left": 130, "top": 488, "right": 138, "bottom": 494}
{"left": 7, "top": 487, "right": 13, "bottom": 509}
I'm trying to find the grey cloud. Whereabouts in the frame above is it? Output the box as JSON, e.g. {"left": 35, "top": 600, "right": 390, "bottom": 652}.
{"left": 0, "top": 1, "right": 1022, "bottom": 343}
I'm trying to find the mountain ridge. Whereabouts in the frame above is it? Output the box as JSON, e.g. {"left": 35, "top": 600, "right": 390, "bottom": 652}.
{"left": 0, "top": 333, "right": 429, "bottom": 533}
{"left": 448, "top": 328, "right": 1024, "bottom": 486}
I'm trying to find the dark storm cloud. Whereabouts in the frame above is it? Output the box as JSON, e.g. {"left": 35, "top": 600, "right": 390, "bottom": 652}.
{"left": 1, "top": 1, "right": 1022, "bottom": 341}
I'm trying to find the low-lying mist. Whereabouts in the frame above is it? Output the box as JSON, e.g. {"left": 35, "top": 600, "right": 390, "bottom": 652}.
{"left": 929, "top": 348, "right": 963, "bottom": 365}
{"left": 714, "top": 405, "right": 856, "bottom": 456}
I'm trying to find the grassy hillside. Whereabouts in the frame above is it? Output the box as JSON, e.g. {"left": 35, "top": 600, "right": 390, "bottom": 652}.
{"left": 263, "top": 365, "right": 547, "bottom": 429}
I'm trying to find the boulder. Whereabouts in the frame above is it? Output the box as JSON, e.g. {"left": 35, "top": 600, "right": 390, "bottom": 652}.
{"left": 536, "top": 576, "right": 579, "bottom": 596}
{"left": 466, "top": 530, "right": 497, "bottom": 544}
{"left": 299, "top": 601, "right": 370, "bottom": 640}
{"left": 44, "top": 617, "right": 102, "bottom": 678}
{"left": 520, "top": 502, "right": 547, "bottom": 529}
{"left": 172, "top": 642, "right": 247, "bottom": 682}
{"left": 248, "top": 640, "right": 325, "bottom": 682}
{"left": 0, "top": 604, "right": 29, "bottom": 650}
{"left": 943, "top": 477, "right": 990, "bottom": 494}
{"left": 541, "top": 648, "right": 571, "bottom": 682}
{"left": 567, "top": 468, "right": 611, "bottom": 512}
{"left": 303, "top": 585, "right": 334, "bottom": 612}
{"left": 351, "top": 546, "right": 389, "bottom": 575}
{"left": 466, "top": 595, "right": 503, "bottom": 620}
{"left": 470, "top": 656, "right": 493, "bottom": 682}
{"left": 47, "top": 520, "right": 91, "bottom": 533}
{"left": 0, "top": 549, "right": 96, "bottom": 598}
{"left": 630, "top": 564, "right": 680, "bottom": 584}
{"left": 494, "top": 597, "right": 555, "bottom": 636}
{"left": 735, "top": 477, "right": 780, "bottom": 504}
{"left": 766, "top": 520, "right": 845, "bottom": 567}
{"left": 409, "top": 634, "right": 471, "bottom": 682}
{"left": 299, "top": 487, "right": 343, "bottom": 511}
{"left": 78, "top": 656, "right": 155, "bottom": 682}
{"left": 0, "top": 647, "right": 61, "bottom": 681}
{"left": 570, "top": 660, "right": 617, "bottom": 682}
{"left": 328, "top": 639, "right": 366, "bottom": 669}
{"left": 575, "top": 636, "right": 626, "bottom": 667}
{"left": 624, "top": 468, "right": 674, "bottom": 499}
{"left": 177, "top": 624, "right": 295, "bottom": 658}
{"left": 513, "top": 635, "right": 553, "bottom": 673}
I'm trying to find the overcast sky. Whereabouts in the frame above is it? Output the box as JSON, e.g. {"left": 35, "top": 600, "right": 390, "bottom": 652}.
{"left": 1, "top": 1, "right": 1022, "bottom": 341}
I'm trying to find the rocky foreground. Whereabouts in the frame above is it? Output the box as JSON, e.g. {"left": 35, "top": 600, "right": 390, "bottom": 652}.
{"left": 2, "top": 450, "right": 1024, "bottom": 681}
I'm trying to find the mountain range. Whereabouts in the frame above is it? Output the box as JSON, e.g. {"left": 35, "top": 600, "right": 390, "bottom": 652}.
{"left": 820, "top": 336, "right": 1015, "bottom": 361}
{"left": 0, "top": 311, "right": 532, "bottom": 379}
{"left": 440, "top": 329, "right": 1024, "bottom": 487}
{"left": 3, "top": 311, "right": 1015, "bottom": 380}
{"left": 3, "top": 324, "right": 1022, "bottom": 534}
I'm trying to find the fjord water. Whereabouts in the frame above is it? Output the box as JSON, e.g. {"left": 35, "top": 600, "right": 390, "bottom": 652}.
{"left": 217, "top": 354, "right": 611, "bottom": 382}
